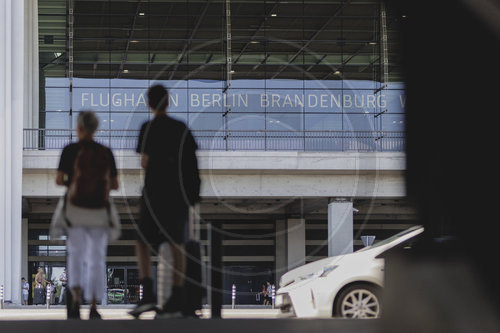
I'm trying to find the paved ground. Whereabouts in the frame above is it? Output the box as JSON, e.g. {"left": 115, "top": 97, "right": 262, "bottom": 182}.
{"left": 0, "top": 305, "right": 284, "bottom": 320}
{"left": 0, "top": 304, "right": 378, "bottom": 333}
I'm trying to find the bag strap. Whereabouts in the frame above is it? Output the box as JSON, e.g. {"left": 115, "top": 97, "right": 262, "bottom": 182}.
{"left": 63, "top": 192, "right": 72, "bottom": 227}
{"left": 63, "top": 192, "right": 114, "bottom": 228}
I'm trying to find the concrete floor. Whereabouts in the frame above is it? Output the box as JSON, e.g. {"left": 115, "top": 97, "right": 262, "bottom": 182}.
{"left": 0, "top": 305, "right": 379, "bottom": 333}
{"left": 0, "top": 305, "right": 284, "bottom": 320}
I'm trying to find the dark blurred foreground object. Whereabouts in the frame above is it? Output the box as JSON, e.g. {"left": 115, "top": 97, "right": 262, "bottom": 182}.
{"left": 381, "top": 0, "right": 500, "bottom": 331}
{"left": 382, "top": 248, "right": 500, "bottom": 332}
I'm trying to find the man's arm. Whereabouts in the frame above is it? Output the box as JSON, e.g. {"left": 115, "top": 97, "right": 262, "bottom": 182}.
{"left": 136, "top": 122, "right": 150, "bottom": 170}
{"left": 56, "top": 171, "right": 65, "bottom": 186}
{"left": 181, "top": 130, "right": 201, "bottom": 205}
{"left": 56, "top": 146, "right": 71, "bottom": 186}
{"left": 110, "top": 176, "right": 119, "bottom": 190}
{"left": 141, "top": 153, "right": 149, "bottom": 169}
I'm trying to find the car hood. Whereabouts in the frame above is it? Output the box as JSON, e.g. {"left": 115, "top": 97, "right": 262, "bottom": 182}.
{"left": 279, "top": 255, "right": 345, "bottom": 288}
{"left": 278, "top": 226, "right": 424, "bottom": 290}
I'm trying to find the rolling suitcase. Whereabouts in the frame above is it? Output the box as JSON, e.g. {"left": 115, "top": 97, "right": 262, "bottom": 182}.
{"left": 182, "top": 204, "right": 206, "bottom": 317}
{"left": 33, "top": 287, "right": 45, "bottom": 305}
{"left": 182, "top": 240, "right": 205, "bottom": 316}
{"left": 156, "top": 205, "right": 205, "bottom": 317}
{"left": 157, "top": 241, "right": 174, "bottom": 308}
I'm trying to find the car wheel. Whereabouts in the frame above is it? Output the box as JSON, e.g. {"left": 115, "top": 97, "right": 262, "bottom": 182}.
{"left": 334, "top": 283, "right": 381, "bottom": 319}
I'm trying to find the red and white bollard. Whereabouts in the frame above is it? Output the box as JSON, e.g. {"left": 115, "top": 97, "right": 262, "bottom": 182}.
{"left": 271, "top": 285, "right": 276, "bottom": 309}
{"left": 231, "top": 284, "right": 236, "bottom": 309}
{"left": 0, "top": 284, "right": 4, "bottom": 309}
{"left": 46, "top": 283, "right": 51, "bottom": 309}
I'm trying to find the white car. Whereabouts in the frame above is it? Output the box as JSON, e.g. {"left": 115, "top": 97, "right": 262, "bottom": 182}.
{"left": 275, "top": 225, "right": 424, "bottom": 319}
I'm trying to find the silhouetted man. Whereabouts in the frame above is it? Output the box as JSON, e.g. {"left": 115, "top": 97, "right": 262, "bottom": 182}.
{"left": 129, "top": 84, "right": 201, "bottom": 317}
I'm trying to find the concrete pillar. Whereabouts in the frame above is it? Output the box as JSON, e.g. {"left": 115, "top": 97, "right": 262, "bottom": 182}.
{"left": 0, "top": 0, "right": 25, "bottom": 304}
{"left": 22, "top": 218, "right": 28, "bottom": 285}
{"left": 328, "top": 198, "right": 353, "bottom": 256}
{"left": 275, "top": 219, "right": 287, "bottom": 284}
{"left": 24, "top": 0, "right": 39, "bottom": 129}
{"left": 286, "top": 218, "right": 305, "bottom": 270}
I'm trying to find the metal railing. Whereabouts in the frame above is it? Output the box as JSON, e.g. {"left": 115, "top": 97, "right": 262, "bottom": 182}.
{"left": 23, "top": 129, "right": 405, "bottom": 152}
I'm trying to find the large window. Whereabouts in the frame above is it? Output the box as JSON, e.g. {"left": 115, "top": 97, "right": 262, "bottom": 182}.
{"left": 37, "top": 0, "right": 405, "bottom": 151}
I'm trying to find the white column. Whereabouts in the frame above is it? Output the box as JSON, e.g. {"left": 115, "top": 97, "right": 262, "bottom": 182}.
{"left": 0, "top": 0, "right": 25, "bottom": 304}
{"left": 24, "top": 0, "right": 39, "bottom": 129}
{"left": 275, "top": 219, "right": 287, "bottom": 284}
{"left": 328, "top": 198, "right": 353, "bottom": 256}
{"left": 22, "top": 218, "right": 29, "bottom": 285}
{"left": 286, "top": 218, "right": 305, "bottom": 270}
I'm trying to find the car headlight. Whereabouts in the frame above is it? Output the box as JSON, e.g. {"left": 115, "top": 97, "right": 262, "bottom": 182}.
{"left": 298, "top": 273, "right": 317, "bottom": 281}
{"left": 319, "top": 265, "right": 338, "bottom": 277}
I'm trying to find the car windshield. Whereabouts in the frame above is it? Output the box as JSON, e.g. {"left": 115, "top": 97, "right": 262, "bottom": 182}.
{"left": 356, "top": 226, "right": 423, "bottom": 252}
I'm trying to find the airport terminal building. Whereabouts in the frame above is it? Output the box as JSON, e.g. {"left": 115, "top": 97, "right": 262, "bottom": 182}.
{"left": 0, "top": 0, "right": 415, "bottom": 305}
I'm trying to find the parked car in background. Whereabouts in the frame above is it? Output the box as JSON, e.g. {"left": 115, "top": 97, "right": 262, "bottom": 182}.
{"left": 107, "top": 288, "right": 125, "bottom": 304}
{"left": 275, "top": 226, "right": 424, "bottom": 318}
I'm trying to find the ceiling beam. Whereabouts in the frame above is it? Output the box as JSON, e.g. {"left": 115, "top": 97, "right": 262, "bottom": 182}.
{"left": 232, "top": 1, "right": 279, "bottom": 65}
{"left": 92, "top": 2, "right": 108, "bottom": 76}
{"left": 117, "top": 1, "right": 143, "bottom": 78}
{"left": 320, "top": 15, "right": 399, "bottom": 80}
{"left": 270, "top": 0, "right": 351, "bottom": 79}
{"left": 305, "top": 54, "right": 328, "bottom": 72}
{"left": 247, "top": 53, "right": 270, "bottom": 74}
{"left": 147, "top": 2, "right": 174, "bottom": 73}
{"left": 168, "top": 0, "right": 211, "bottom": 80}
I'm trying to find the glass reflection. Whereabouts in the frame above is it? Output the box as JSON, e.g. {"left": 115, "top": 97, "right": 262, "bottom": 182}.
{"left": 38, "top": 0, "right": 405, "bottom": 152}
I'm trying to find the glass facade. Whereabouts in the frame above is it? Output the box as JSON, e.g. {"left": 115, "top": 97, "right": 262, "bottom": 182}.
{"left": 37, "top": 0, "right": 405, "bottom": 151}
{"left": 23, "top": 0, "right": 411, "bottom": 306}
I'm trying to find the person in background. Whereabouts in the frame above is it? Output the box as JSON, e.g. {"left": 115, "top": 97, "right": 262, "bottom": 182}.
{"left": 259, "top": 283, "right": 267, "bottom": 305}
{"left": 21, "top": 278, "right": 29, "bottom": 305}
{"left": 49, "top": 281, "right": 56, "bottom": 305}
{"left": 35, "top": 267, "right": 46, "bottom": 288}
{"left": 265, "top": 281, "right": 273, "bottom": 305}
{"left": 59, "top": 269, "right": 67, "bottom": 304}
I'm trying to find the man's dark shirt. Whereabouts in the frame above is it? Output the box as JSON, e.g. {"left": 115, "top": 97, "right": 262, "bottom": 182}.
{"left": 58, "top": 140, "right": 118, "bottom": 186}
{"left": 136, "top": 114, "right": 201, "bottom": 212}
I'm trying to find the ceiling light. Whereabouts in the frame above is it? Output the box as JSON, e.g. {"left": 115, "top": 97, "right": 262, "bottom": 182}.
{"left": 271, "top": 13, "right": 277, "bottom": 17}
{"left": 250, "top": 40, "right": 259, "bottom": 44}
{"left": 402, "top": 15, "right": 407, "bottom": 18}
{"left": 138, "top": 12, "right": 145, "bottom": 16}
{"left": 130, "top": 40, "right": 139, "bottom": 43}
{"left": 368, "top": 42, "right": 376, "bottom": 45}
{"left": 123, "top": 69, "right": 129, "bottom": 73}
{"left": 333, "top": 70, "right": 341, "bottom": 75}
{"left": 230, "top": 70, "right": 235, "bottom": 73}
